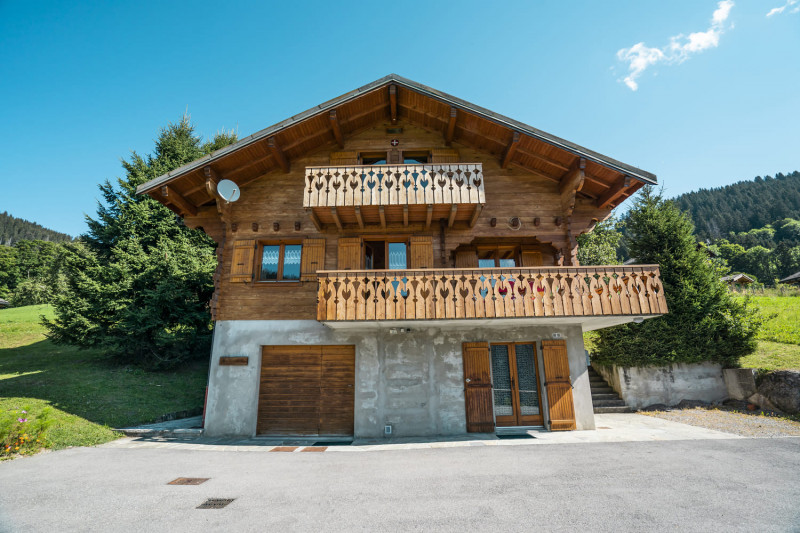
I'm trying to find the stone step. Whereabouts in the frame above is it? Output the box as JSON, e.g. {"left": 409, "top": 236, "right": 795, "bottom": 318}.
{"left": 593, "top": 406, "right": 633, "bottom": 414}
{"left": 592, "top": 399, "right": 627, "bottom": 407}
{"left": 591, "top": 393, "right": 620, "bottom": 401}
{"left": 590, "top": 386, "right": 615, "bottom": 394}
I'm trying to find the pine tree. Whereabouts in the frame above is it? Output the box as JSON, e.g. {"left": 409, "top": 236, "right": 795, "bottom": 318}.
{"left": 577, "top": 217, "right": 622, "bottom": 265}
{"left": 592, "top": 187, "right": 762, "bottom": 368}
{"left": 43, "top": 117, "right": 236, "bottom": 369}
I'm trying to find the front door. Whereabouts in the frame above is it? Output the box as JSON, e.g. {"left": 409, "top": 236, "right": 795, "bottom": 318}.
{"left": 490, "top": 343, "right": 543, "bottom": 427}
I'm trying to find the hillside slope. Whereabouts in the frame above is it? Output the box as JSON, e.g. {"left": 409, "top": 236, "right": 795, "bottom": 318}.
{"left": 0, "top": 212, "right": 72, "bottom": 245}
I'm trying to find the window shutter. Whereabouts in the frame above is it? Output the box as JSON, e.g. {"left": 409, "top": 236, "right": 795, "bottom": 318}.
{"left": 455, "top": 248, "right": 478, "bottom": 268}
{"left": 431, "top": 148, "right": 459, "bottom": 163}
{"left": 301, "top": 238, "right": 326, "bottom": 281}
{"left": 520, "top": 248, "right": 543, "bottom": 267}
{"left": 230, "top": 239, "right": 256, "bottom": 282}
{"left": 409, "top": 235, "right": 434, "bottom": 268}
{"left": 337, "top": 237, "right": 362, "bottom": 270}
{"left": 541, "top": 340, "right": 576, "bottom": 431}
{"left": 388, "top": 149, "right": 401, "bottom": 164}
{"left": 330, "top": 151, "right": 358, "bottom": 165}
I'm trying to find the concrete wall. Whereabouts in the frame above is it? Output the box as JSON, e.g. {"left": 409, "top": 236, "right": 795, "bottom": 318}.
{"left": 205, "top": 320, "right": 594, "bottom": 438}
{"left": 594, "top": 362, "right": 728, "bottom": 409}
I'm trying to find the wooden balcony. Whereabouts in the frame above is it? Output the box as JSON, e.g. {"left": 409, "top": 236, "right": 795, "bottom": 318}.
{"left": 303, "top": 164, "right": 485, "bottom": 229}
{"left": 317, "top": 265, "right": 668, "bottom": 327}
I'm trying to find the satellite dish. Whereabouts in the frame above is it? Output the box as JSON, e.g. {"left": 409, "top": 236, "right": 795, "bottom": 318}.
{"left": 216, "top": 179, "right": 240, "bottom": 202}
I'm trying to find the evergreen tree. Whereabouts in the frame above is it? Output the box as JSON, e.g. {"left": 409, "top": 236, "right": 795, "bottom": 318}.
{"left": 43, "top": 117, "right": 236, "bottom": 369}
{"left": 577, "top": 217, "right": 622, "bottom": 265}
{"left": 592, "top": 187, "right": 762, "bottom": 368}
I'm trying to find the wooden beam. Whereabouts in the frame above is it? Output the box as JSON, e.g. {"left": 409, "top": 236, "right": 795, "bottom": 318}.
{"left": 501, "top": 132, "right": 520, "bottom": 169}
{"left": 267, "top": 136, "right": 290, "bottom": 173}
{"left": 425, "top": 204, "right": 433, "bottom": 230}
{"left": 329, "top": 110, "right": 344, "bottom": 148}
{"left": 559, "top": 158, "right": 586, "bottom": 195}
{"left": 514, "top": 147, "right": 570, "bottom": 172}
{"left": 354, "top": 205, "right": 364, "bottom": 229}
{"left": 379, "top": 205, "right": 386, "bottom": 229}
{"left": 596, "top": 175, "right": 633, "bottom": 208}
{"left": 203, "top": 166, "right": 221, "bottom": 198}
{"left": 448, "top": 204, "right": 458, "bottom": 228}
{"left": 468, "top": 205, "right": 483, "bottom": 228}
{"left": 308, "top": 209, "right": 323, "bottom": 231}
{"left": 403, "top": 204, "right": 409, "bottom": 227}
{"left": 445, "top": 107, "right": 457, "bottom": 145}
{"left": 389, "top": 85, "right": 397, "bottom": 124}
{"left": 611, "top": 181, "right": 644, "bottom": 207}
{"left": 161, "top": 185, "right": 198, "bottom": 216}
{"left": 330, "top": 207, "right": 343, "bottom": 231}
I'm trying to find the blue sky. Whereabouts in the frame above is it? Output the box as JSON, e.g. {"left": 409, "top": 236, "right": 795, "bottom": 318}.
{"left": 1, "top": 1, "right": 798, "bottom": 237}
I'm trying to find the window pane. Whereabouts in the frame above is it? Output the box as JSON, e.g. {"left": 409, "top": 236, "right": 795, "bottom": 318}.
{"left": 499, "top": 258, "right": 516, "bottom": 267}
{"left": 388, "top": 242, "right": 407, "bottom": 269}
{"left": 282, "top": 245, "right": 302, "bottom": 280}
{"left": 479, "top": 259, "right": 495, "bottom": 268}
{"left": 260, "top": 245, "right": 280, "bottom": 280}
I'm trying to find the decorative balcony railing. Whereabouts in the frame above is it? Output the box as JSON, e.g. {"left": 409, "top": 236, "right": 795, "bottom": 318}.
{"left": 317, "top": 265, "right": 668, "bottom": 322}
{"left": 303, "top": 163, "right": 485, "bottom": 208}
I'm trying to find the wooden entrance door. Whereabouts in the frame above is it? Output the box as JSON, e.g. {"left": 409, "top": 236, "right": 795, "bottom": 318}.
{"left": 257, "top": 345, "right": 354, "bottom": 436}
{"left": 462, "top": 342, "right": 495, "bottom": 433}
{"left": 490, "top": 343, "right": 543, "bottom": 427}
{"left": 541, "top": 339, "right": 576, "bottom": 431}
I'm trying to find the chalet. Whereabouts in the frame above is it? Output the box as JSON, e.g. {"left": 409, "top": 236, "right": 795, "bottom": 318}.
{"left": 136, "top": 75, "right": 667, "bottom": 439}
{"left": 721, "top": 273, "right": 755, "bottom": 289}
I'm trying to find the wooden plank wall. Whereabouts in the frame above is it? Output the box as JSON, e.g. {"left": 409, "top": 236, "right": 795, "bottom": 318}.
{"left": 183, "top": 122, "right": 616, "bottom": 322}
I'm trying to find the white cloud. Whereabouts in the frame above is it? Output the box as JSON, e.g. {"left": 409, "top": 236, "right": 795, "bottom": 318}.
{"left": 617, "top": 1, "right": 735, "bottom": 91}
{"left": 767, "top": 0, "right": 799, "bottom": 17}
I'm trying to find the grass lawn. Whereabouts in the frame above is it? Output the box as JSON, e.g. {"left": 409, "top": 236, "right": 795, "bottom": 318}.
{"left": 583, "top": 292, "right": 800, "bottom": 371}
{"left": 0, "top": 305, "right": 209, "bottom": 458}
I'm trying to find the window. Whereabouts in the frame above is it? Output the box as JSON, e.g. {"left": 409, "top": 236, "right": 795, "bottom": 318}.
{"left": 259, "top": 243, "right": 302, "bottom": 281}
{"left": 364, "top": 239, "right": 408, "bottom": 270}
{"left": 402, "top": 151, "right": 429, "bottom": 164}
{"left": 360, "top": 150, "right": 430, "bottom": 165}
{"left": 360, "top": 152, "right": 387, "bottom": 165}
{"left": 477, "top": 246, "right": 518, "bottom": 268}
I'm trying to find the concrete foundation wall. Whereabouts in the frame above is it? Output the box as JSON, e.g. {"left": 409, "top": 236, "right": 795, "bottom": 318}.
{"left": 594, "top": 362, "right": 728, "bottom": 409}
{"left": 205, "top": 320, "right": 594, "bottom": 438}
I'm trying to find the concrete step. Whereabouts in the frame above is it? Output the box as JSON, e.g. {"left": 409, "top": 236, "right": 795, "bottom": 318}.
{"left": 593, "top": 406, "right": 633, "bottom": 414}
{"left": 591, "top": 393, "right": 620, "bottom": 401}
{"left": 590, "top": 386, "right": 615, "bottom": 394}
{"left": 589, "top": 378, "right": 607, "bottom": 384}
{"left": 593, "top": 399, "right": 627, "bottom": 407}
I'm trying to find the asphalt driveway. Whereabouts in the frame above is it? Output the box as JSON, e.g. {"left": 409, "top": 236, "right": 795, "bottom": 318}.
{"left": 0, "top": 437, "right": 798, "bottom": 532}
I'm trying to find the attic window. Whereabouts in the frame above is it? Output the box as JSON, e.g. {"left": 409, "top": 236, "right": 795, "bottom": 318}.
{"left": 403, "top": 151, "right": 429, "bottom": 164}
{"left": 361, "top": 152, "right": 387, "bottom": 165}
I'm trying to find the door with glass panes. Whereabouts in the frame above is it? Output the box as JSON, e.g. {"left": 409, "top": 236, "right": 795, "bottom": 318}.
{"left": 490, "top": 343, "right": 543, "bottom": 426}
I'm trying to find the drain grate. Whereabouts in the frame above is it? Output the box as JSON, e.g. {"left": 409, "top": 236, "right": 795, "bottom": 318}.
{"left": 197, "top": 498, "right": 235, "bottom": 509}
{"left": 313, "top": 440, "right": 352, "bottom": 446}
{"left": 496, "top": 434, "right": 536, "bottom": 440}
{"left": 168, "top": 478, "right": 209, "bottom": 485}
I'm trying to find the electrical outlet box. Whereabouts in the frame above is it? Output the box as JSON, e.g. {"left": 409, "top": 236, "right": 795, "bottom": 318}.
{"left": 384, "top": 425, "right": 392, "bottom": 435}
{"left": 552, "top": 332, "right": 563, "bottom": 340}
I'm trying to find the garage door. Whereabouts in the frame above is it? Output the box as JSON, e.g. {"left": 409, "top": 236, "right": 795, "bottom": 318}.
{"left": 257, "top": 345, "right": 355, "bottom": 436}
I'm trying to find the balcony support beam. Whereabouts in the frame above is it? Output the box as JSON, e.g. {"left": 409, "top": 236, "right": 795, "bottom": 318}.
{"left": 425, "top": 204, "right": 433, "bottom": 230}
{"left": 379, "top": 205, "right": 386, "bottom": 229}
{"left": 308, "top": 209, "right": 323, "bottom": 231}
{"left": 330, "top": 207, "right": 343, "bottom": 231}
{"left": 448, "top": 204, "right": 458, "bottom": 228}
{"left": 469, "top": 205, "right": 483, "bottom": 228}
{"left": 403, "top": 204, "right": 409, "bottom": 227}
{"left": 354, "top": 206, "right": 364, "bottom": 229}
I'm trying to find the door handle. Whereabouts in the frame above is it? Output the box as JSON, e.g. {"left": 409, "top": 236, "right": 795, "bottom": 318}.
{"left": 465, "top": 378, "right": 471, "bottom": 383}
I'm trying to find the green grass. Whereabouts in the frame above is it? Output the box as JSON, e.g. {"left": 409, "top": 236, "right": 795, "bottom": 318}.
{"left": 583, "top": 292, "right": 800, "bottom": 371}
{"left": 0, "top": 305, "right": 209, "bottom": 457}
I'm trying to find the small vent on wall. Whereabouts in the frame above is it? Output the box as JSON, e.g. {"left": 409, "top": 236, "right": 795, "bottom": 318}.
{"left": 386, "top": 127, "right": 403, "bottom": 134}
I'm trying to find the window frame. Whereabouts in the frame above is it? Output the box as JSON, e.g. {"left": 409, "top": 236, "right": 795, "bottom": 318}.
{"left": 362, "top": 236, "right": 410, "bottom": 270}
{"left": 257, "top": 240, "right": 303, "bottom": 283}
{"left": 477, "top": 245, "right": 520, "bottom": 268}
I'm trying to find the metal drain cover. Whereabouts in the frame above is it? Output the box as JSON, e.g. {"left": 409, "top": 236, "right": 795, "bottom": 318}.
{"left": 197, "top": 498, "right": 235, "bottom": 509}
{"left": 168, "top": 478, "right": 209, "bottom": 485}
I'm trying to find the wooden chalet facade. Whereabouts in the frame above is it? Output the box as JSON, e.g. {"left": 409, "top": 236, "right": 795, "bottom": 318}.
{"left": 137, "top": 75, "right": 667, "bottom": 438}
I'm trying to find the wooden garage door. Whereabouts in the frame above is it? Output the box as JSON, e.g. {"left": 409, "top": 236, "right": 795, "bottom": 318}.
{"left": 257, "top": 345, "right": 354, "bottom": 436}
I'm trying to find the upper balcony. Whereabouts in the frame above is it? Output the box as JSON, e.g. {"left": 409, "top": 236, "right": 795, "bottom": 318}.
{"left": 303, "top": 163, "right": 485, "bottom": 229}
{"left": 316, "top": 265, "right": 668, "bottom": 330}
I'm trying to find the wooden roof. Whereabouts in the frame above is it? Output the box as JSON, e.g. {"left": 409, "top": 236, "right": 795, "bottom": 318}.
{"left": 136, "top": 74, "right": 656, "bottom": 212}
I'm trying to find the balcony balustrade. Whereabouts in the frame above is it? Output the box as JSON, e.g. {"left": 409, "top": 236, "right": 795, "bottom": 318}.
{"left": 317, "top": 265, "right": 668, "bottom": 323}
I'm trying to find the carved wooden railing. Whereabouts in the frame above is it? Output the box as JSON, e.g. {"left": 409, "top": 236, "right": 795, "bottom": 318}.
{"left": 317, "top": 265, "right": 668, "bottom": 322}
{"left": 303, "top": 163, "right": 485, "bottom": 208}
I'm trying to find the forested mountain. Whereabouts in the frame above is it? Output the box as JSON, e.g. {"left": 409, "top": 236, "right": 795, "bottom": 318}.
{"left": 0, "top": 212, "right": 73, "bottom": 245}
{"left": 673, "top": 171, "right": 800, "bottom": 241}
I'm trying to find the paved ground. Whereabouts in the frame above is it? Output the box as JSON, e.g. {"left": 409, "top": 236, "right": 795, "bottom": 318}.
{"left": 0, "top": 426, "right": 798, "bottom": 531}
